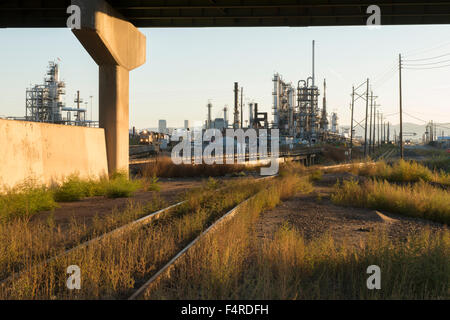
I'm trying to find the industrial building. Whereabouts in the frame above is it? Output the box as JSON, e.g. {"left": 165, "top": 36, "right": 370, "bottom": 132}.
{"left": 25, "top": 61, "right": 96, "bottom": 127}
{"left": 200, "top": 41, "right": 342, "bottom": 147}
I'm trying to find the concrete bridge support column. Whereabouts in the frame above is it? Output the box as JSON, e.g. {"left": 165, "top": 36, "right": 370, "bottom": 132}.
{"left": 71, "top": 0, "right": 146, "bottom": 174}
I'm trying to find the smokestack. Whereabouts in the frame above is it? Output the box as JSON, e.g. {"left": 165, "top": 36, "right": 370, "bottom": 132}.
{"left": 234, "top": 82, "right": 240, "bottom": 128}
{"left": 207, "top": 102, "right": 212, "bottom": 129}
{"left": 312, "top": 40, "right": 315, "bottom": 87}
{"left": 249, "top": 103, "right": 254, "bottom": 128}
{"left": 320, "top": 79, "right": 329, "bottom": 131}
{"left": 223, "top": 106, "right": 228, "bottom": 128}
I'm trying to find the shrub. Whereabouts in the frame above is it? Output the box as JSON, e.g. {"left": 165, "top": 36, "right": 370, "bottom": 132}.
{"left": 105, "top": 176, "right": 141, "bottom": 198}
{"left": 53, "top": 172, "right": 141, "bottom": 202}
{"left": 53, "top": 175, "right": 90, "bottom": 202}
{"left": 142, "top": 175, "right": 161, "bottom": 192}
{"left": 0, "top": 180, "right": 57, "bottom": 221}
{"left": 309, "top": 169, "right": 323, "bottom": 182}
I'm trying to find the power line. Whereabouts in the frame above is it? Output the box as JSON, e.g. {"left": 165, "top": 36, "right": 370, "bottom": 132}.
{"left": 372, "top": 68, "right": 397, "bottom": 89}
{"left": 403, "top": 58, "right": 450, "bottom": 66}
{"left": 403, "top": 40, "right": 450, "bottom": 58}
{"left": 404, "top": 63, "right": 450, "bottom": 70}
{"left": 404, "top": 52, "right": 450, "bottom": 62}
{"left": 371, "top": 62, "right": 397, "bottom": 84}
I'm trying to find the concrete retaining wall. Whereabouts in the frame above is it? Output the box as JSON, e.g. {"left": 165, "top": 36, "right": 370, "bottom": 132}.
{"left": 0, "top": 119, "right": 108, "bottom": 189}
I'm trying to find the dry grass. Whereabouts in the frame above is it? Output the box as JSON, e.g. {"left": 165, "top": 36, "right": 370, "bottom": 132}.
{"left": 0, "top": 195, "right": 166, "bottom": 282}
{"left": 0, "top": 177, "right": 268, "bottom": 299}
{"left": 0, "top": 173, "right": 148, "bottom": 221}
{"left": 331, "top": 179, "right": 450, "bottom": 225}
{"left": 423, "top": 155, "right": 450, "bottom": 173}
{"left": 139, "top": 156, "right": 260, "bottom": 178}
{"left": 356, "top": 160, "right": 449, "bottom": 187}
{"left": 144, "top": 180, "right": 449, "bottom": 300}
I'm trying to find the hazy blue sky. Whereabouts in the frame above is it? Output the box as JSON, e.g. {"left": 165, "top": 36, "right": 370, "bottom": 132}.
{"left": 1, "top": 25, "right": 449, "bottom": 130}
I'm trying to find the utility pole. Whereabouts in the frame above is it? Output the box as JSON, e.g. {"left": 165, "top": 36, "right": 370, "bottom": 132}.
{"left": 399, "top": 54, "right": 404, "bottom": 159}
{"left": 364, "top": 79, "right": 370, "bottom": 158}
{"left": 369, "top": 91, "right": 373, "bottom": 155}
{"left": 372, "top": 104, "right": 376, "bottom": 153}
{"left": 350, "top": 86, "right": 355, "bottom": 160}
{"left": 89, "top": 95, "right": 93, "bottom": 124}
{"left": 377, "top": 110, "right": 380, "bottom": 147}
{"left": 387, "top": 122, "right": 390, "bottom": 143}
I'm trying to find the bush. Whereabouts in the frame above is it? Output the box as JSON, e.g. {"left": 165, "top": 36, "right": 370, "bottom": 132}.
{"left": 53, "top": 175, "right": 90, "bottom": 202}
{"left": 53, "top": 172, "right": 142, "bottom": 201}
{"left": 309, "top": 170, "right": 323, "bottom": 181}
{"left": 105, "top": 176, "right": 141, "bottom": 198}
{"left": 0, "top": 180, "right": 57, "bottom": 221}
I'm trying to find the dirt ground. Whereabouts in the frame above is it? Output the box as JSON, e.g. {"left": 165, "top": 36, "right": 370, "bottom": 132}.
{"left": 255, "top": 172, "right": 447, "bottom": 248}
{"left": 31, "top": 178, "right": 203, "bottom": 226}
{"left": 31, "top": 175, "right": 259, "bottom": 228}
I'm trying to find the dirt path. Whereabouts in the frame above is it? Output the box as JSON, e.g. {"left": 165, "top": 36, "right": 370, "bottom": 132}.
{"left": 31, "top": 175, "right": 259, "bottom": 228}
{"left": 255, "top": 173, "right": 447, "bottom": 248}
{"left": 30, "top": 178, "right": 204, "bottom": 226}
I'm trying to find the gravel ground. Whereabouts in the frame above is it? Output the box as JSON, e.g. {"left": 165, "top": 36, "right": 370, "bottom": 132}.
{"left": 255, "top": 173, "right": 447, "bottom": 248}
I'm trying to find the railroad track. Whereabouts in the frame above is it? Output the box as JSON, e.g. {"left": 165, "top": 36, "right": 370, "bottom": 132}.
{"left": 127, "top": 163, "right": 362, "bottom": 300}
{"left": 128, "top": 193, "right": 259, "bottom": 300}
{"left": 2, "top": 162, "right": 357, "bottom": 298}
{"left": 0, "top": 175, "right": 275, "bottom": 290}
{"left": 0, "top": 201, "right": 185, "bottom": 287}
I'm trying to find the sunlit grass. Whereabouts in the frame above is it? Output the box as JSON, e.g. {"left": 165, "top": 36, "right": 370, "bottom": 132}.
{"left": 0, "top": 179, "right": 57, "bottom": 221}
{"left": 357, "top": 160, "right": 449, "bottom": 186}
{"left": 54, "top": 172, "right": 142, "bottom": 202}
{"left": 0, "top": 172, "right": 150, "bottom": 221}
{"left": 331, "top": 179, "right": 450, "bottom": 224}
{"left": 309, "top": 169, "right": 323, "bottom": 182}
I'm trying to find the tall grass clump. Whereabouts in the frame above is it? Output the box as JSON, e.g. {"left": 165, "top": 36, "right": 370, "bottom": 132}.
{"left": 0, "top": 180, "right": 57, "bottom": 221}
{"left": 104, "top": 172, "right": 141, "bottom": 199}
{"left": 357, "top": 160, "right": 433, "bottom": 183}
{"left": 53, "top": 175, "right": 106, "bottom": 202}
{"left": 423, "top": 155, "right": 450, "bottom": 173}
{"left": 53, "top": 172, "right": 142, "bottom": 202}
{"left": 309, "top": 169, "right": 323, "bottom": 182}
{"left": 331, "top": 179, "right": 450, "bottom": 224}
{"left": 251, "top": 227, "right": 449, "bottom": 299}
{"left": 356, "top": 160, "right": 450, "bottom": 187}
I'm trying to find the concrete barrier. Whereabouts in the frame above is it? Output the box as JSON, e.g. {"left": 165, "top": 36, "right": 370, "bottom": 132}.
{"left": 0, "top": 119, "right": 108, "bottom": 189}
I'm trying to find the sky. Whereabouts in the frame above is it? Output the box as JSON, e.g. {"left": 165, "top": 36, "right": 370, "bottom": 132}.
{"left": 0, "top": 25, "right": 449, "bottom": 130}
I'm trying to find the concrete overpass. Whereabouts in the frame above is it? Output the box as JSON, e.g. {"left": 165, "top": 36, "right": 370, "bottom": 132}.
{"left": 1, "top": 0, "right": 449, "bottom": 180}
